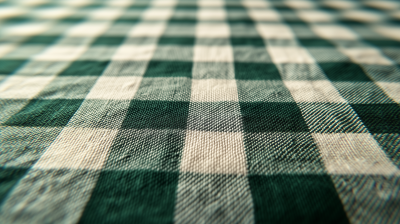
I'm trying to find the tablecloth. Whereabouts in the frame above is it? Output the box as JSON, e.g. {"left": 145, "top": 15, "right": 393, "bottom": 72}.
{"left": 0, "top": 0, "right": 400, "bottom": 223}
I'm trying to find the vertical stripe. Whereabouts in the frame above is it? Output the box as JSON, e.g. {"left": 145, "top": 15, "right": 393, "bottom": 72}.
{"left": 174, "top": 7, "right": 254, "bottom": 221}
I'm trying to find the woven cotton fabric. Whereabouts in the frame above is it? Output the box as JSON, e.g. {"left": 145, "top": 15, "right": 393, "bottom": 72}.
{"left": 0, "top": 0, "right": 400, "bottom": 223}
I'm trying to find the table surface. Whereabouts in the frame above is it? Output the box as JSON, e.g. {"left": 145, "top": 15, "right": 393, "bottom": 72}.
{"left": 0, "top": 0, "right": 399, "bottom": 223}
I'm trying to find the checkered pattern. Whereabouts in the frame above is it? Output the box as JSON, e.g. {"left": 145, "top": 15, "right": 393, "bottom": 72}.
{"left": 0, "top": 0, "right": 399, "bottom": 223}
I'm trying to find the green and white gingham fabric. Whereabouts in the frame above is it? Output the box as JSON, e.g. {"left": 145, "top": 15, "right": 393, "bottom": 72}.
{"left": 0, "top": 0, "right": 400, "bottom": 223}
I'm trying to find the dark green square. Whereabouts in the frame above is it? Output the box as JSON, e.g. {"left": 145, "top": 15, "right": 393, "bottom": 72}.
{"left": 365, "top": 39, "right": 400, "bottom": 47}
{"left": 339, "top": 20, "right": 364, "bottom": 25}
{"left": 144, "top": 61, "right": 193, "bottom": 78}
{"left": 298, "top": 102, "right": 367, "bottom": 133}
{"left": 4, "top": 99, "right": 83, "bottom": 127}
{"left": 351, "top": 104, "right": 400, "bottom": 133}
{"left": 274, "top": 6, "right": 293, "bottom": 10}
{"left": 283, "top": 18, "right": 308, "bottom": 25}
{"left": 388, "top": 19, "right": 400, "bottom": 25}
{"left": 78, "top": 170, "right": 179, "bottom": 224}
{"left": 298, "top": 38, "right": 335, "bottom": 47}
{"left": 92, "top": 36, "right": 126, "bottom": 46}
{"left": 225, "top": 5, "right": 246, "bottom": 10}
{"left": 0, "top": 167, "right": 29, "bottom": 204}
{"left": 235, "top": 63, "right": 281, "bottom": 80}
{"left": 24, "top": 35, "right": 60, "bottom": 45}
{"left": 59, "top": 61, "right": 110, "bottom": 76}
{"left": 240, "top": 102, "right": 309, "bottom": 132}
{"left": 227, "top": 18, "right": 255, "bottom": 25}
{"left": 0, "top": 60, "right": 26, "bottom": 74}
{"left": 121, "top": 100, "right": 190, "bottom": 130}
{"left": 319, "top": 62, "right": 371, "bottom": 81}
{"left": 361, "top": 6, "right": 382, "bottom": 11}
{"left": 373, "top": 133, "right": 400, "bottom": 167}
{"left": 231, "top": 37, "right": 265, "bottom": 46}
{"left": 249, "top": 174, "right": 349, "bottom": 224}
{"left": 287, "top": 21, "right": 309, "bottom": 26}
{"left": 175, "top": 5, "right": 197, "bottom": 10}
{"left": 158, "top": 37, "right": 195, "bottom": 46}
{"left": 168, "top": 19, "right": 197, "bottom": 24}
{"left": 175, "top": 4, "right": 197, "bottom": 10}
{"left": 318, "top": 6, "right": 337, "bottom": 11}
{"left": 3, "top": 17, "right": 30, "bottom": 23}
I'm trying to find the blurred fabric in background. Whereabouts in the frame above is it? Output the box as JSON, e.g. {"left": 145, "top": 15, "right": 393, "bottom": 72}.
{"left": 0, "top": 0, "right": 399, "bottom": 223}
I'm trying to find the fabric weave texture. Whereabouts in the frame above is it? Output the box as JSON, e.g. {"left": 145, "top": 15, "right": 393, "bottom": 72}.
{"left": 0, "top": 0, "right": 400, "bottom": 223}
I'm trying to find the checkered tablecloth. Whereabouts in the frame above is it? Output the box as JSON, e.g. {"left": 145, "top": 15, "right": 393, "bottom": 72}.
{"left": 0, "top": 0, "right": 399, "bottom": 223}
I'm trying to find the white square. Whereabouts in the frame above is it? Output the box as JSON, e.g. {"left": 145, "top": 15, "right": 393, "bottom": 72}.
{"left": 33, "top": 8, "right": 73, "bottom": 19}
{"left": 0, "top": 44, "right": 16, "bottom": 57}
{"left": 89, "top": 8, "right": 123, "bottom": 20}
{"left": 65, "top": 22, "right": 110, "bottom": 37}
{"left": 256, "top": 24, "right": 295, "bottom": 39}
{"left": 297, "top": 10, "right": 334, "bottom": 22}
{"left": 268, "top": 46, "right": 315, "bottom": 64}
{"left": 376, "top": 82, "right": 400, "bottom": 103}
{"left": 198, "top": 9, "right": 226, "bottom": 20}
{"left": 191, "top": 79, "right": 239, "bottom": 102}
{"left": 85, "top": 77, "right": 142, "bottom": 100}
{"left": 193, "top": 46, "right": 234, "bottom": 62}
{"left": 128, "top": 23, "right": 166, "bottom": 37}
{"left": 34, "top": 46, "right": 88, "bottom": 61}
{"left": 323, "top": 0, "right": 357, "bottom": 9}
{"left": 196, "top": 23, "right": 230, "bottom": 38}
{"left": 198, "top": 0, "right": 224, "bottom": 7}
{"left": 285, "top": 0, "right": 315, "bottom": 9}
{"left": 34, "top": 128, "right": 119, "bottom": 170}
{"left": 364, "top": 1, "right": 399, "bottom": 10}
{"left": 180, "top": 130, "right": 247, "bottom": 175}
{"left": 312, "top": 133, "right": 400, "bottom": 175}
{"left": 0, "top": 76, "right": 54, "bottom": 99}
{"left": 4, "top": 23, "right": 50, "bottom": 36}
{"left": 374, "top": 26, "right": 400, "bottom": 41}
{"left": 391, "top": 11, "right": 400, "bottom": 20}
{"left": 242, "top": 0, "right": 269, "bottom": 8}
{"left": 0, "top": 7, "right": 25, "bottom": 19}
{"left": 152, "top": 0, "right": 177, "bottom": 7}
{"left": 339, "top": 48, "right": 393, "bottom": 65}
{"left": 112, "top": 45, "right": 157, "bottom": 61}
{"left": 142, "top": 9, "right": 173, "bottom": 20}
{"left": 283, "top": 80, "right": 347, "bottom": 103}
{"left": 248, "top": 9, "right": 281, "bottom": 21}
{"left": 341, "top": 10, "right": 383, "bottom": 22}
{"left": 311, "top": 25, "right": 358, "bottom": 40}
